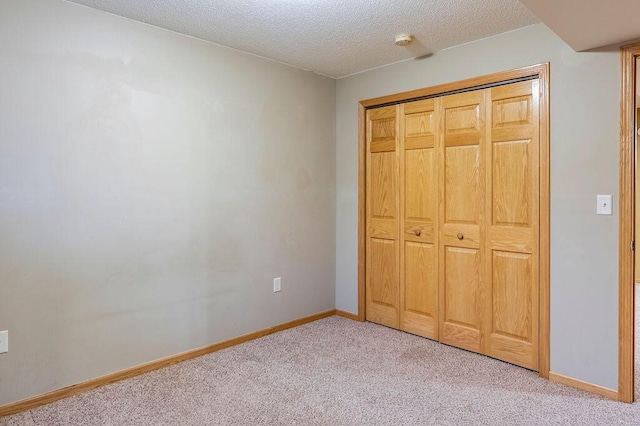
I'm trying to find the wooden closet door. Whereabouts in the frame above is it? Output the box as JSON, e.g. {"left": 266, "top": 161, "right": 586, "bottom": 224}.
{"left": 366, "top": 105, "right": 400, "bottom": 328}
{"left": 484, "top": 80, "right": 539, "bottom": 370}
{"left": 399, "top": 100, "right": 439, "bottom": 339}
{"left": 438, "top": 90, "right": 486, "bottom": 353}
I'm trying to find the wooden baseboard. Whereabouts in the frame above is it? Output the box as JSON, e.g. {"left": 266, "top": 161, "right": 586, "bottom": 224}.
{"left": 0, "top": 309, "right": 336, "bottom": 417}
{"left": 335, "top": 309, "right": 361, "bottom": 321}
{"left": 548, "top": 372, "right": 619, "bottom": 401}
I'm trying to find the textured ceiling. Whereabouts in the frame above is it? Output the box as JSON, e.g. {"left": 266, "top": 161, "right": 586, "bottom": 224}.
{"left": 65, "top": 0, "right": 539, "bottom": 78}
{"left": 519, "top": 0, "right": 640, "bottom": 51}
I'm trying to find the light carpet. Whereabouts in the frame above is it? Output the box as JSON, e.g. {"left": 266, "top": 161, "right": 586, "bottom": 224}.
{"left": 2, "top": 314, "right": 640, "bottom": 425}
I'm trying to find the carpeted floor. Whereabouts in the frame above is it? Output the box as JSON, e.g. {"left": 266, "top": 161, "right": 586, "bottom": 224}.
{"left": 2, "top": 310, "right": 640, "bottom": 426}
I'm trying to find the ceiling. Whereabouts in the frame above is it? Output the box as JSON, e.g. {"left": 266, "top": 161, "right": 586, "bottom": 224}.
{"left": 64, "top": 0, "right": 640, "bottom": 78}
{"left": 518, "top": 0, "right": 640, "bottom": 51}
{"left": 65, "top": 0, "right": 539, "bottom": 78}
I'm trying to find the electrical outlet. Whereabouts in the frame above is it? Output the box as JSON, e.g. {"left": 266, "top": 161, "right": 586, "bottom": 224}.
{"left": 0, "top": 330, "right": 8, "bottom": 354}
{"left": 273, "top": 277, "right": 281, "bottom": 293}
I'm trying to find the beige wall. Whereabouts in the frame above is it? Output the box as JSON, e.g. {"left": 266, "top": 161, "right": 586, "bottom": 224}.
{"left": 336, "top": 24, "right": 620, "bottom": 390}
{"left": 0, "top": 0, "right": 336, "bottom": 405}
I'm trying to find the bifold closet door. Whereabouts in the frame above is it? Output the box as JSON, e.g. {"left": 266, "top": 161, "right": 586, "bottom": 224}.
{"left": 399, "top": 100, "right": 439, "bottom": 339}
{"left": 364, "top": 78, "right": 540, "bottom": 371}
{"left": 438, "top": 90, "right": 487, "bottom": 353}
{"left": 484, "top": 80, "right": 539, "bottom": 370}
{"left": 365, "top": 105, "right": 399, "bottom": 328}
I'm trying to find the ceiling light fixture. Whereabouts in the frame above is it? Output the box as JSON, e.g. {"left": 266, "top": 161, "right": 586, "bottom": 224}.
{"left": 394, "top": 33, "right": 413, "bottom": 46}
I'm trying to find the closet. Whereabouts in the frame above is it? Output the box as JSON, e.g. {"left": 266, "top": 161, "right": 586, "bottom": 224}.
{"left": 365, "top": 78, "right": 540, "bottom": 371}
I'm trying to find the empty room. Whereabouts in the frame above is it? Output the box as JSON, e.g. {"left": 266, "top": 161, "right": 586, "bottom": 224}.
{"left": 1, "top": 0, "right": 640, "bottom": 424}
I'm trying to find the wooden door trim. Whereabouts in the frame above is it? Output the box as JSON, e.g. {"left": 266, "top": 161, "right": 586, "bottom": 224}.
{"left": 538, "top": 64, "right": 551, "bottom": 379}
{"left": 357, "top": 103, "right": 366, "bottom": 321}
{"left": 357, "top": 64, "right": 551, "bottom": 379}
{"left": 619, "top": 43, "right": 638, "bottom": 403}
{"left": 360, "top": 64, "right": 545, "bottom": 108}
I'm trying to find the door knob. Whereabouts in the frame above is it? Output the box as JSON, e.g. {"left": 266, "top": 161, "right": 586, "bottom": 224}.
{"left": 414, "top": 230, "right": 421, "bottom": 236}
{"left": 457, "top": 233, "right": 464, "bottom": 240}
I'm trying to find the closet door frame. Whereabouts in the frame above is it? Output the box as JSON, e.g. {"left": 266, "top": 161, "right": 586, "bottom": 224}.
{"left": 357, "top": 64, "right": 550, "bottom": 379}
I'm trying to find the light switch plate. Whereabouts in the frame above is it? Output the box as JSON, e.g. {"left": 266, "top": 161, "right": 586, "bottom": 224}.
{"left": 597, "top": 195, "right": 612, "bottom": 215}
{"left": 0, "top": 330, "right": 7, "bottom": 354}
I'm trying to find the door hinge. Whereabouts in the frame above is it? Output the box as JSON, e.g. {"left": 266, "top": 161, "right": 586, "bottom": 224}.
{"left": 632, "top": 241, "right": 635, "bottom": 251}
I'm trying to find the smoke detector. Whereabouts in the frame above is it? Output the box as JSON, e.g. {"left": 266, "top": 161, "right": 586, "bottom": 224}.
{"left": 395, "top": 34, "right": 413, "bottom": 46}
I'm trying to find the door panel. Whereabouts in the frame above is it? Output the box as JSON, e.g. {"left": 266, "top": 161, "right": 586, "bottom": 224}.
{"left": 445, "top": 105, "right": 480, "bottom": 134}
{"left": 492, "top": 251, "right": 532, "bottom": 341}
{"left": 405, "top": 149, "right": 434, "bottom": 221}
{"left": 439, "top": 91, "right": 486, "bottom": 353}
{"left": 403, "top": 241, "right": 438, "bottom": 337}
{"left": 370, "top": 114, "right": 396, "bottom": 153}
{"left": 485, "top": 80, "right": 539, "bottom": 370}
{"left": 444, "top": 247, "right": 481, "bottom": 328}
{"left": 366, "top": 106, "right": 399, "bottom": 328}
{"left": 405, "top": 107, "right": 435, "bottom": 149}
{"left": 368, "top": 238, "right": 399, "bottom": 325}
{"left": 492, "top": 140, "right": 530, "bottom": 227}
{"left": 399, "top": 100, "right": 438, "bottom": 339}
{"left": 370, "top": 152, "right": 397, "bottom": 219}
{"left": 445, "top": 145, "right": 480, "bottom": 224}
{"left": 492, "top": 95, "right": 531, "bottom": 128}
